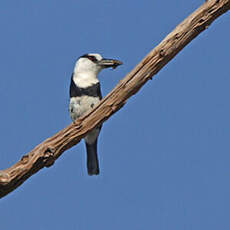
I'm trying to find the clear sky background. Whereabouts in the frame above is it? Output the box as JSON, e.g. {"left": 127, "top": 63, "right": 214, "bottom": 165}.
{"left": 0, "top": 1, "right": 229, "bottom": 229}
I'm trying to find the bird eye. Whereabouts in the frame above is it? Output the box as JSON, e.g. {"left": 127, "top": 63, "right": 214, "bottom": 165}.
{"left": 87, "top": 56, "right": 97, "bottom": 62}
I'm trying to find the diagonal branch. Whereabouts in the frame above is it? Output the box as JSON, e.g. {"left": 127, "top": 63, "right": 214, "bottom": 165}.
{"left": 0, "top": 0, "right": 229, "bottom": 198}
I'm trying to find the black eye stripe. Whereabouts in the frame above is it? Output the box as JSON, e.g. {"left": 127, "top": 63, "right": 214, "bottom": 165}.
{"left": 81, "top": 54, "right": 98, "bottom": 62}
{"left": 87, "top": 56, "right": 97, "bottom": 62}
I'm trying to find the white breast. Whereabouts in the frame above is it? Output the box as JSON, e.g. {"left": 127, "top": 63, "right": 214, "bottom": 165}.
{"left": 69, "top": 96, "right": 101, "bottom": 121}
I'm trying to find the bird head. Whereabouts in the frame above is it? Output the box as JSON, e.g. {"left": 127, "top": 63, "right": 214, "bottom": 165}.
{"left": 74, "top": 53, "right": 122, "bottom": 75}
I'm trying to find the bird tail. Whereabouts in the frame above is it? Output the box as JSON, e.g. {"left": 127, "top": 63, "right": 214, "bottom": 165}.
{"left": 85, "top": 140, "right": 100, "bottom": 175}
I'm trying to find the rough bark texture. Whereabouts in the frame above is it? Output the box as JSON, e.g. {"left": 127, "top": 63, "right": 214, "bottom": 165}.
{"left": 0, "top": 0, "right": 229, "bottom": 198}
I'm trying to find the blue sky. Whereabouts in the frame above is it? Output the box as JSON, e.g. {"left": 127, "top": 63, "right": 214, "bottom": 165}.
{"left": 0, "top": 1, "right": 230, "bottom": 229}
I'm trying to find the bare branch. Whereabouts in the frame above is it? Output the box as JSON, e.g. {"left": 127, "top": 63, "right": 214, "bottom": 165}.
{"left": 0, "top": 0, "right": 229, "bottom": 198}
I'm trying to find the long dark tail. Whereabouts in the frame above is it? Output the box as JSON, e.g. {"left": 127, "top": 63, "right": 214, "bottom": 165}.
{"left": 85, "top": 139, "right": 99, "bottom": 175}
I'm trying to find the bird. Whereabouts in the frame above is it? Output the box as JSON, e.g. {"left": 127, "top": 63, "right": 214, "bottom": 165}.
{"left": 69, "top": 53, "right": 122, "bottom": 175}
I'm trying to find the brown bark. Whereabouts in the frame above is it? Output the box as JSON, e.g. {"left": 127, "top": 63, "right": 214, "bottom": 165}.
{"left": 0, "top": 0, "right": 229, "bottom": 198}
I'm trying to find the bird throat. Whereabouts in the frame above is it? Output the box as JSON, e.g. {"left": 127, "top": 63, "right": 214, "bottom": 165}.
{"left": 73, "top": 72, "right": 99, "bottom": 88}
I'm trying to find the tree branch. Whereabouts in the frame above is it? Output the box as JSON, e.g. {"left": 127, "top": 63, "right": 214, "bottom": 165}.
{"left": 0, "top": 0, "right": 229, "bottom": 198}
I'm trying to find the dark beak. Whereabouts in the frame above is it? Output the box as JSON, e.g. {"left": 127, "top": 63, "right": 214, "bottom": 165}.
{"left": 98, "top": 58, "right": 123, "bottom": 69}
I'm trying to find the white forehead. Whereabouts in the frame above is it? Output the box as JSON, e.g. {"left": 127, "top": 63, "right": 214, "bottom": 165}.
{"left": 88, "top": 53, "right": 103, "bottom": 61}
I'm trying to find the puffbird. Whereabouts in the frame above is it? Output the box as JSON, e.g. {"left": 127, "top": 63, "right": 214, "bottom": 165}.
{"left": 69, "top": 53, "right": 122, "bottom": 175}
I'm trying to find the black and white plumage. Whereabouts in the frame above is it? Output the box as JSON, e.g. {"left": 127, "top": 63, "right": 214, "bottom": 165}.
{"left": 69, "top": 53, "right": 122, "bottom": 175}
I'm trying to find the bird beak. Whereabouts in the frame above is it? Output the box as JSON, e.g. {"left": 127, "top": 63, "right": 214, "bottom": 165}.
{"left": 98, "top": 58, "right": 123, "bottom": 69}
